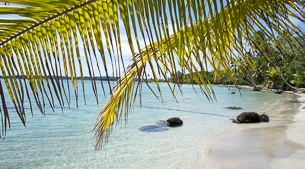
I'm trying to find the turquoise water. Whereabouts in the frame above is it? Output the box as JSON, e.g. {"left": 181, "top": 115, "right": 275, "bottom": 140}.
{"left": 0, "top": 81, "right": 295, "bottom": 168}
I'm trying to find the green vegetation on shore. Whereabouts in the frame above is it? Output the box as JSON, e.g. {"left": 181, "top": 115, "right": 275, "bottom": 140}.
{"left": 169, "top": 30, "right": 305, "bottom": 91}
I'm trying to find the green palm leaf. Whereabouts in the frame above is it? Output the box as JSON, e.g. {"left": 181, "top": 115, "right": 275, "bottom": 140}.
{"left": 0, "top": 0, "right": 304, "bottom": 149}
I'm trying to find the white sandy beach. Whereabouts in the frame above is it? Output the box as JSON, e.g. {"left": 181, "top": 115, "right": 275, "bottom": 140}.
{"left": 204, "top": 92, "right": 305, "bottom": 169}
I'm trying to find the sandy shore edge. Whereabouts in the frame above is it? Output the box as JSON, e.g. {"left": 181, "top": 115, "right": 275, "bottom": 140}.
{"left": 203, "top": 92, "right": 305, "bottom": 169}
{"left": 270, "top": 93, "right": 305, "bottom": 168}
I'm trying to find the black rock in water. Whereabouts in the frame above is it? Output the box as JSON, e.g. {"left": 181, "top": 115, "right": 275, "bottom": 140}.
{"left": 226, "top": 106, "right": 242, "bottom": 110}
{"left": 233, "top": 112, "right": 270, "bottom": 123}
{"left": 166, "top": 117, "right": 183, "bottom": 127}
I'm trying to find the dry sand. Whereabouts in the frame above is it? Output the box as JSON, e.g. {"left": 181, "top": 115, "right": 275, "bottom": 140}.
{"left": 204, "top": 93, "right": 305, "bottom": 169}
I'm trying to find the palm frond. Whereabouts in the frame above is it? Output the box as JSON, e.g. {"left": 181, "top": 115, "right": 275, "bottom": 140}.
{"left": 0, "top": 0, "right": 304, "bottom": 149}
{"left": 94, "top": 0, "right": 305, "bottom": 149}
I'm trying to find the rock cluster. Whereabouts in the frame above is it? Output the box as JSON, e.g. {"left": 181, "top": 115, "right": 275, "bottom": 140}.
{"left": 233, "top": 112, "right": 269, "bottom": 123}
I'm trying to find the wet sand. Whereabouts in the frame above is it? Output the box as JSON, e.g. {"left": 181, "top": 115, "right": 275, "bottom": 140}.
{"left": 204, "top": 93, "right": 305, "bottom": 169}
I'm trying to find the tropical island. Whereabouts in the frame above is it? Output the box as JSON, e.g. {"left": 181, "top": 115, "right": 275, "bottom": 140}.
{"left": 1, "top": 0, "right": 305, "bottom": 168}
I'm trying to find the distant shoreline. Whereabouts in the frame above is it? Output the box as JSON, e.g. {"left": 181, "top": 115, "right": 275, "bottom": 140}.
{"left": 0, "top": 76, "right": 302, "bottom": 92}
{"left": 0, "top": 76, "right": 120, "bottom": 81}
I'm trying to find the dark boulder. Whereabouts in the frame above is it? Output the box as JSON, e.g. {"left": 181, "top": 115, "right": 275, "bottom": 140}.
{"left": 234, "top": 112, "right": 260, "bottom": 123}
{"left": 166, "top": 117, "right": 183, "bottom": 127}
{"left": 233, "top": 112, "right": 269, "bottom": 123}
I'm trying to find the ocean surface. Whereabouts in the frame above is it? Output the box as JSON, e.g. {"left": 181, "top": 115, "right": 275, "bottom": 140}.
{"left": 0, "top": 80, "right": 298, "bottom": 169}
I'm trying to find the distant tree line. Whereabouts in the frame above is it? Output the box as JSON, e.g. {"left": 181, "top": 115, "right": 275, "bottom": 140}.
{"left": 0, "top": 76, "right": 120, "bottom": 81}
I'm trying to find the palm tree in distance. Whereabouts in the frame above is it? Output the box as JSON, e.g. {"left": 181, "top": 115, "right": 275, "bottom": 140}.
{"left": 0, "top": 0, "right": 304, "bottom": 149}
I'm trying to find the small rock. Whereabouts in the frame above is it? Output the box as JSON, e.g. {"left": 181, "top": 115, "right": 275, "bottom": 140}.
{"left": 166, "top": 117, "right": 183, "bottom": 127}
{"left": 226, "top": 106, "right": 242, "bottom": 110}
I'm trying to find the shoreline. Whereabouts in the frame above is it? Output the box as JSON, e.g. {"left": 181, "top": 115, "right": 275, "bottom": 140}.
{"left": 203, "top": 92, "right": 305, "bottom": 169}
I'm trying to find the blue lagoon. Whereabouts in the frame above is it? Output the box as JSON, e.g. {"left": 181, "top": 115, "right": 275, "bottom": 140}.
{"left": 0, "top": 81, "right": 298, "bottom": 169}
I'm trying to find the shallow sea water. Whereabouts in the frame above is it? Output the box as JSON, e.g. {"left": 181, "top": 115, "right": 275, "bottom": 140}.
{"left": 0, "top": 81, "right": 295, "bottom": 169}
